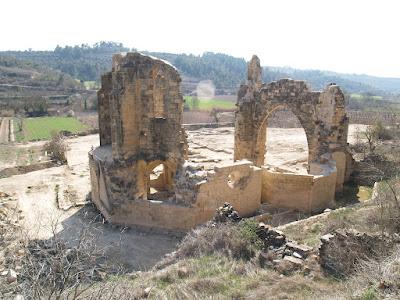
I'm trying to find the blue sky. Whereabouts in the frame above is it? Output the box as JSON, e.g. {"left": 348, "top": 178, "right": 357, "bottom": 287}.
{"left": 1, "top": 0, "right": 399, "bottom": 77}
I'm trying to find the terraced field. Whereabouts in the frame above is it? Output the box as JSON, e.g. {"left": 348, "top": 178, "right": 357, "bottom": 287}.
{"left": 18, "top": 117, "right": 87, "bottom": 141}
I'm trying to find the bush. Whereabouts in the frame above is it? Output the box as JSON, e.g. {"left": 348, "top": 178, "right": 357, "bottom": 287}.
{"left": 342, "top": 246, "right": 400, "bottom": 299}
{"left": 44, "top": 132, "right": 67, "bottom": 163}
{"left": 373, "top": 121, "right": 393, "bottom": 140}
{"left": 177, "top": 220, "right": 263, "bottom": 261}
{"left": 370, "top": 179, "right": 400, "bottom": 235}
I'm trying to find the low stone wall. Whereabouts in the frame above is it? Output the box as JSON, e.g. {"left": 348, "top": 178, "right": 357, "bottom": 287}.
{"left": 261, "top": 167, "right": 336, "bottom": 212}
{"left": 90, "top": 156, "right": 262, "bottom": 231}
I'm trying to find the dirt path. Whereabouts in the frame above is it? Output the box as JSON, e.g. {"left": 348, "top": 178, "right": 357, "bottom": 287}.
{"left": 0, "top": 117, "right": 10, "bottom": 143}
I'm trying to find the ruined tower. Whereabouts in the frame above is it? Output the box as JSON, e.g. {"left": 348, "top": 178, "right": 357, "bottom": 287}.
{"left": 90, "top": 53, "right": 187, "bottom": 215}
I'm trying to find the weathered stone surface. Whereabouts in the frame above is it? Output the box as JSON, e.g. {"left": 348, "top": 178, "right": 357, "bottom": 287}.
{"left": 285, "top": 242, "right": 313, "bottom": 258}
{"left": 275, "top": 256, "right": 303, "bottom": 275}
{"left": 91, "top": 52, "right": 187, "bottom": 205}
{"left": 6, "top": 269, "right": 17, "bottom": 283}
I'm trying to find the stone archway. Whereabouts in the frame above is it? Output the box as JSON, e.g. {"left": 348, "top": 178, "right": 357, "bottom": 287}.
{"left": 235, "top": 78, "right": 319, "bottom": 168}
{"left": 234, "top": 55, "right": 354, "bottom": 191}
{"left": 255, "top": 105, "right": 311, "bottom": 170}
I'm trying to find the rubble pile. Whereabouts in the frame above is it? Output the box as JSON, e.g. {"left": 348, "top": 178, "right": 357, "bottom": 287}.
{"left": 256, "top": 222, "right": 317, "bottom": 275}
{"left": 213, "top": 203, "right": 242, "bottom": 223}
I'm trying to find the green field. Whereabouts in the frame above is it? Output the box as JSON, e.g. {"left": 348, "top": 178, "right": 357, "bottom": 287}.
{"left": 83, "top": 81, "right": 99, "bottom": 90}
{"left": 184, "top": 96, "right": 236, "bottom": 110}
{"left": 350, "top": 93, "right": 383, "bottom": 100}
{"left": 18, "top": 117, "right": 87, "bottom": 141}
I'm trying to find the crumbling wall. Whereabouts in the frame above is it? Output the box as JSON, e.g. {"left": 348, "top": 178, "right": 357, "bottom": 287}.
{"left": 234, "top": 55, "right": 353, "bottom": 193}
{"left": 89, "top": 159, "right": 261, "bottom": 230}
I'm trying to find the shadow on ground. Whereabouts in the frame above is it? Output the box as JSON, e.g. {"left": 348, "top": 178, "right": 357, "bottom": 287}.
{"left": 52, "top": 204, "right": 183, "bottom": 272}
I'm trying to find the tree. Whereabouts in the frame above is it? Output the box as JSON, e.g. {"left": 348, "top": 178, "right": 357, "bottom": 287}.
{"left": 210, "top": 108, "right": 221, "bottom": 124}
{"left": 363, "top": 125, "right": 378, "bottom": 153}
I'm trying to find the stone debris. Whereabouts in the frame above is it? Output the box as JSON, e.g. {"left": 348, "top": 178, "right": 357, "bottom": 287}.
{"left": 256, "top": 222, "right": 318, "bottom": 275}
{"left": 0, "top": 192, "right": 24, "bottom": 295}
{"left": 285, "top": 242, "right": 313, "bottom": 258}
{"left": 213, "top": 203, "right": 241, "bottom": 223}
{"left": 6, "top": 269, "right": 17, "bottom": 283}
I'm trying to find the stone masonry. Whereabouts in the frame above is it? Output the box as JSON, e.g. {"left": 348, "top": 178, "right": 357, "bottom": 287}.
{"left": 89, "top": 53, "right": 354, "bottom": 230}
{"left": 91, "top": 53, "right": 187, "bottom": 207}
{"left": 235, "top": 55, "right": 353, "bottom": 193}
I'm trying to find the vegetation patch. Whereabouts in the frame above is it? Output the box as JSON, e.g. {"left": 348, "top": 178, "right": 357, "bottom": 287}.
{"left": 19, "top": 117, "right": 87, "bottom": 141}
{"left": 184, "top": 96, "right": 235, "bottom": 111}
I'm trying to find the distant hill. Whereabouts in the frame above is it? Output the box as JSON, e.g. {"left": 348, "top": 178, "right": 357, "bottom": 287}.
{"left": 1, "top": 42, "right": 129, "bottom": 83}
{"left": 2, "top": 42, "right": 399, "bottom": 96}
{"left": 0, "top": 56, "right": 83, "bottom": 94}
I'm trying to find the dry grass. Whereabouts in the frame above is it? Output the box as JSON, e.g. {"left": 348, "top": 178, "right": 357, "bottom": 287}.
{"left": 79, "top": 255, "right": 339, "bottom": 300}
{"left": 174, "top": 219, "right": 263, "bottom": 261}
{"left": 339, "top": 246, "right": 400, "bottom": 299}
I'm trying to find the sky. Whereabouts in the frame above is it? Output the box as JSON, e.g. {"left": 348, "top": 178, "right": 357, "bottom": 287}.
{"left": 1, "top": 0, "right": 400, "bottom": 77}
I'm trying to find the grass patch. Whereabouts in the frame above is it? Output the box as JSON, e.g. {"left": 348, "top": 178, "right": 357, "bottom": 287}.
{"left": 83, "top": 80, "right": 99, "bottom": 89}
{"left": 184, "top": 96, "right": 235, "bottom": 111}
{"left": 20, "top": 117, "right": 87, "bottom": 141}
{"left": 351, "top": 93, "right": 383, "bottom": 100}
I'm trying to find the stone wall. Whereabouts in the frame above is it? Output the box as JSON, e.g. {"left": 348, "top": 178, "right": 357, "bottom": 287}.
{"left": 90, "top": 158, "right": 261, "bottom": 230}
{"left": 261, "top": 166, "right": 337, "bottom": 212}
{"left": 90, "top": 53, "right": 262, "bottom": 230}
{"left": 234, "top": 55, "right": 353, "bottom": 193}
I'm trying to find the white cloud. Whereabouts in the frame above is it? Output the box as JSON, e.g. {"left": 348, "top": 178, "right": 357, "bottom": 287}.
{"left": 1, "top": 0, "right": 399, "bottom": 77}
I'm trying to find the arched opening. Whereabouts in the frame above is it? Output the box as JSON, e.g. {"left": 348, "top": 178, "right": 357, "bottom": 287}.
{"left": 147, "top": 161, "right": 174, "bottom": 200}
{"left": 258, "top": 108, "right": 310, "bottom": 174}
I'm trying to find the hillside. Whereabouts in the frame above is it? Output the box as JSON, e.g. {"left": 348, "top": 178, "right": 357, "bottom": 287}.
{"left": 2, "top": 42, "right": 400, "bottom": 96}
{"left": 0, "top": 56, "right": 84, "bottom": 96}
{"left": 2, "top": 42, "right": 130, "bottom": 84}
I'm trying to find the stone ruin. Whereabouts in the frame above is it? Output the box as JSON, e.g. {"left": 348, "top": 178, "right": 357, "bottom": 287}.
{"left": 235, "top": 56, "right": 353, "bottom": 212}
{"left": 89, "top": 52, "right": 354, "bottom": 230}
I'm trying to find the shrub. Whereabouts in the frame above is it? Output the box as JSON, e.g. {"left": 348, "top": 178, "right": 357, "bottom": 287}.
{"left": 177, "top": 221, "right": 263, "bottom": 261}
{"left": 373, "top": 121, "right": 393, "bottom": 140}
{"left": 44, "top": 131, "right": 67, "bottom": 163}
{"left": 370, "top": 179, "right": 400, "bottom": 235}
{"left": 342, "top": 246, "right": 400, "bottom": 299}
